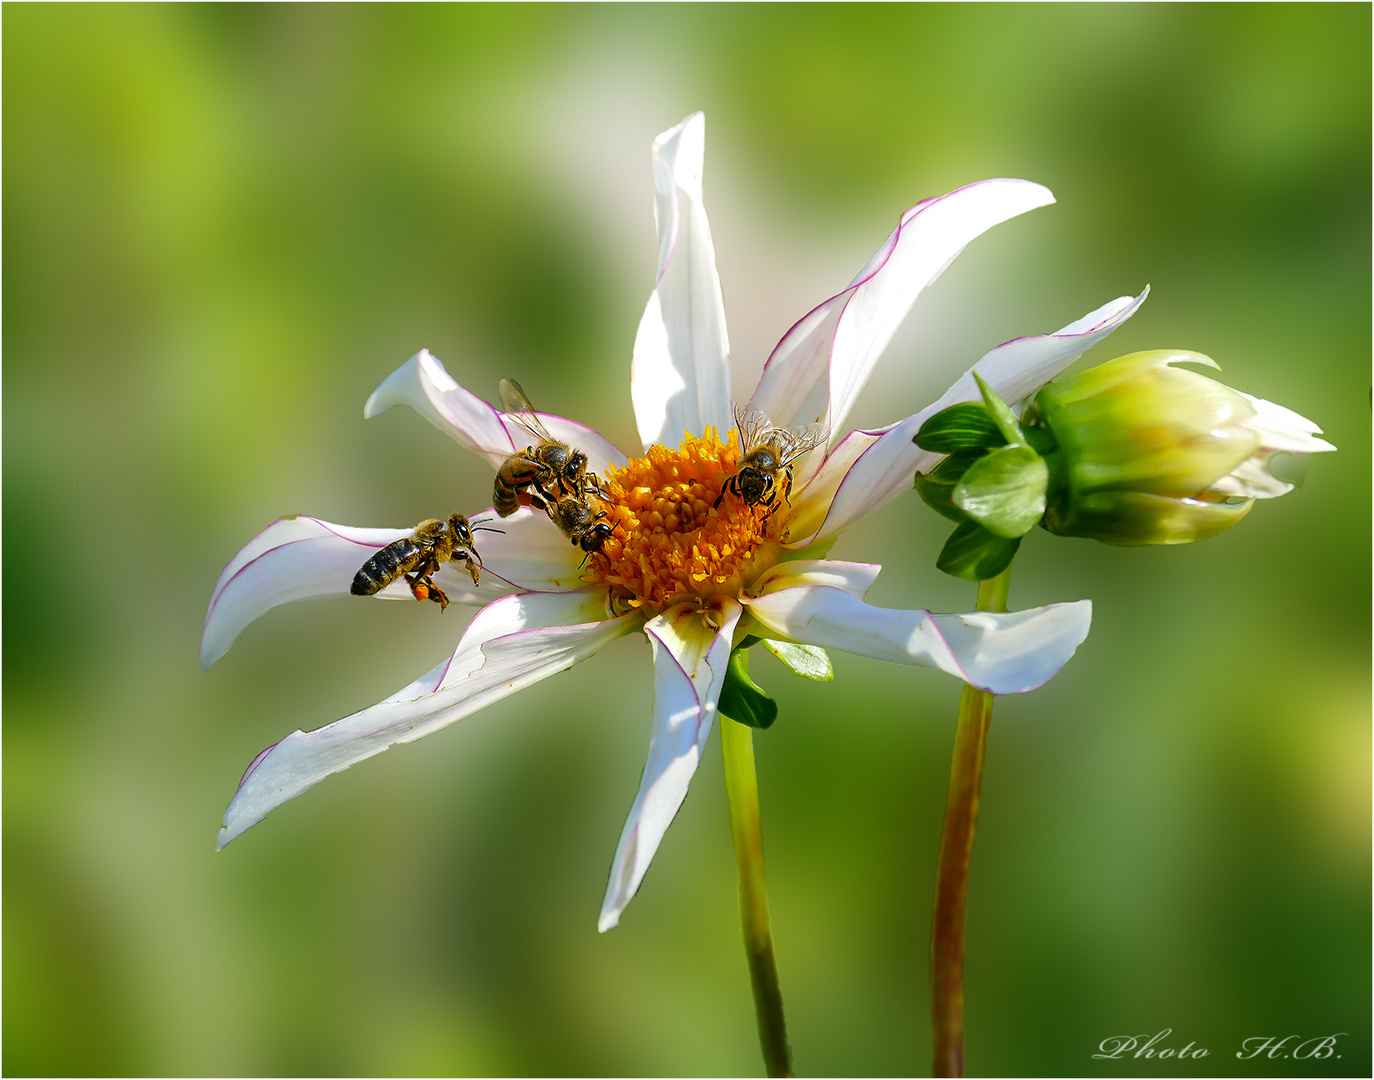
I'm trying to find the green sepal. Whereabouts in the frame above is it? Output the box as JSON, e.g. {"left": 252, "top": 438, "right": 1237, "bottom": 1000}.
{"left": 974, "top": 372, "right": 1025, "bottom": 446}
{"left": 913, "top": 402, "right": 1007, "bottom": 453}
{"left": 953, "top": 444, "right": 1049, "bottom": 538}
{"left": 719, "top": 646, "right": 778, "bottom": 729}
{"left": 932, "top": 447, "right": 985, "bottom": 482}
{"left": 937, "top": 519, "right": 1022, "bottom": 581}
{"left": 762, "top": 639, "right": 834, "bottom": 681}
{"left": 915, "top": 473, "right": 967, "bottom": 524}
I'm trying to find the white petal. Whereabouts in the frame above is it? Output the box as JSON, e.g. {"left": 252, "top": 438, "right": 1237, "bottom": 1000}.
{"left": 742, "top": 585, "right": 1092, "bottom": 695}
{"left": 631, "top": 112, "right": 732, "bottom": 449}
{"left": 598, "top": 597, "right": 742, "bottom": 931}
{"left": 217, "top": 589, "right": 640, "bottom": 849}
{"left": 807, "top": 289, "right": 1148, "bottom": 544}
{"left": 1237, "top": 392, "right": 1337, "bottom": 455}
{"left": 471, "top": 507, "right": 591, "bottom": 592}
{"left": 365, "top": 350, "right": 629, "bottom": 476}
{"left": 200, "top": 511, "right": 589, "bottom": 670}
{"left": 750, "top": 178, "right": 1057, "bottom": 437}
{"left": 365, "top": 349, "right": 515, "bottom": 468}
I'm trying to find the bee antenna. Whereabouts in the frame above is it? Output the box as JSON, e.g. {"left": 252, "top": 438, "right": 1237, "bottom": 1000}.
{"left": 472, "top": 525, "right": 506, "bottom": 535}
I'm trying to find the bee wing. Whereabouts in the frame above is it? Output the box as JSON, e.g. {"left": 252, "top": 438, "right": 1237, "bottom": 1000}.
{"left": 777, "top": 422, "right": 829, "bottom": 467}
{"left": 498, "top": 377, "right": 555, "bottom": 444}
{"left": 733, "top": 403, "right": 776, "bottom": 452}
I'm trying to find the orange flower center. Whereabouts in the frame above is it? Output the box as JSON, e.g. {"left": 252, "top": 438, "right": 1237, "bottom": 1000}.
{"left": 587, "top": 428, "right": 785, "bottom": 614}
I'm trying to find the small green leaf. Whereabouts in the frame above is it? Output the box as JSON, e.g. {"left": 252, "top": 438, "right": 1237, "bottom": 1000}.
{"left": 913, "top": 403, "right": 1007, "bottom": 453}
{"left": 762, "top": 639, "right": 834, "bottom": 681}
{"left": 973, "top": 372, "right": 1025, "bottom": 447}
{"left": 936, "top": 520, "right": 1022, "bottom": 581}
{"left": 719, "top": 647, "right": 778, "bottom": 729}
{"left": 953, "top": 444, "right": 1048, "bottom": 538}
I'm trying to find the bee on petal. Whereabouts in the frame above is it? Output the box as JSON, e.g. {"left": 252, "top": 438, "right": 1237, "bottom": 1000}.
{"left": 537, "top": 490, "right": 617, "bottom": 556}
{"left": 350, "top": 513, "right": 497, "bottom": 611}
{"left": 493, "top": 378, "right": 604, "bottom": 516}
{"left": 715, "top": 404, "right": 827, "bottom": 510}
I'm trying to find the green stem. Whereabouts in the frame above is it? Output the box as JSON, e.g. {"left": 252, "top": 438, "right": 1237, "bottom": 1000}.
{"left": 721, "top": 680, "right": 794, "bottom": 1078}
{"left": 930, "top": 566, "right": 1011, "bottom": 1078}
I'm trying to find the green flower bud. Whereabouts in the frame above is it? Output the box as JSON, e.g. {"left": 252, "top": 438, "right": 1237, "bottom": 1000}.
{"left": 1025, "top": 350, "right": 1335, "bottom": 545}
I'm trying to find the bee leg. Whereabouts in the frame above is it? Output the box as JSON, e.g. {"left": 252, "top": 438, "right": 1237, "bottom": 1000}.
{"left": 713, "top": 476, "right": 737, "bottom": 510}
{"left": 459, "top": 554, "right": 481, "bottom": 586}
{"left": 408, "top": 573, "right": 450, "bottom": 611}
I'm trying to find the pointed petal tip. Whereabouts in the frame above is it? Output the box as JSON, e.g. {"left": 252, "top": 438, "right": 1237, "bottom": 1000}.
{"left": 597, "top": 908, "right": 621, "bottom": 933}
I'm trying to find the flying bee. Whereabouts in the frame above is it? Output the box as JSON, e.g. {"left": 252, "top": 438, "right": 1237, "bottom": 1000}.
{"left": 715, "top": 404, "right": 828, "bottom": 510}
{"left": 537, "top": 491, "right": 618, "bottom": 556}
{"left": 350, "top": 513, "right": 500, "bottom": 612}
{"left": 493, "top": 378, "right": 604, "bottom": 516}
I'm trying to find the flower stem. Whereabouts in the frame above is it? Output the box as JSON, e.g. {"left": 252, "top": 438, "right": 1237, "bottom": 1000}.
{"left": 721, "top": 685, "right": 794, "bottom": 1079}
{"left": 930, "top": 566, "right": 1011, "bottom": 1078}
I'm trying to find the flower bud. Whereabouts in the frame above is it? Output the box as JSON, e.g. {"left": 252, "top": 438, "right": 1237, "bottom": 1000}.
{"left": 1025, "top": 350, "right": 1335, "bottom": 545}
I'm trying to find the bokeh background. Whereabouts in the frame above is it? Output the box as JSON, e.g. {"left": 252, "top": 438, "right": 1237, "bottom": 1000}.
{"left": 5, "top": 5, "right": 1369, "bottom": 1077}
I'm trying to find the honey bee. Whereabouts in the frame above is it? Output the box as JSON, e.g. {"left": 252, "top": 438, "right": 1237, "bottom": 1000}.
{"left": 537, "top": 491, "right": 617, "bottom": 555}
{"left": 493, "top": 378, "right": 604, "bottom": 516}
{"left": 350, "top": 513, "right": 497, "bottom": 611}
{"left": 715, "top": 404, "right": 827, "bottom": 510}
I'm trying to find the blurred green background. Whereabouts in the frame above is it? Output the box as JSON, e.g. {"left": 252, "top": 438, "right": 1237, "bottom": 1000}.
{"left": 5, "top": 4, "right": 1369, "bottom": 1076}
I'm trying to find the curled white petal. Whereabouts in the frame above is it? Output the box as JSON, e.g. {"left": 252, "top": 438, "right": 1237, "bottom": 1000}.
{"left": 217, "top": 589, "right": 640, "bottom": 849}
{"left": 1237, "top": 393, "right": 1336, "bottom": 455}
{"left": 365, "top": 349, "right": 515, "bottom": 467}
{"left": 742, "top": 585, "right": 1092, "bottom": 695}
{"left": 1208, "top": 392, "right": 1338, "bottom": 499}
{"left": 807, "top": 289, "right": 1148, "bottom": 544}
{"left": 748, "top": 558, "right": 881, "bottom": 600}
{"left": 598, "top": 597, "right": 742, "bottom": 931}
{"left": 750, "top": 178, "right": 1057, "bottom": 438}
{"left": 365, "top": 349, "right": 628, "bottom": 475}
{"left": 631, "top": 112, "right": 732, "bottom": 450}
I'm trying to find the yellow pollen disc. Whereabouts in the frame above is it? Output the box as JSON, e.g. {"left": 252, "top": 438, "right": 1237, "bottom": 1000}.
{"left": 586, "top": 427, "right": 785, "bottom": 614}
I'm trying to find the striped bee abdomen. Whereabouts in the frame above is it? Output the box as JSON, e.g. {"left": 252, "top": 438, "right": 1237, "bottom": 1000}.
{"left": 350, "top": 538, "right": 421, "bottom": 596}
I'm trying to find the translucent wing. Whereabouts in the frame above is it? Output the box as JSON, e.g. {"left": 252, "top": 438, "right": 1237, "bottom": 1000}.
{"left": 498, "top": 378, "right": 555, "bottom": 444}
{"left": 776, "top": 422, "right": 829, "bottom": 468}
{"left": 734, "top": 403, "right": 776, "bottom": 453}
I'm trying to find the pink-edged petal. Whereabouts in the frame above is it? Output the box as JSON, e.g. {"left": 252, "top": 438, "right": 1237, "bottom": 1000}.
{"left": 742, "top": 585, "right": 1092, "bottom": 696}
{"left": 807, "top": 290, "right": 1148, "bottom": 544}
{"left": 750, "top": 179, "right": 1056, "bottom": 438}
{"left": 365, "top": 349, "right": 515, "bottom": 468}
{"left": 199, "top": 510, "right": 589, "bottom": 671}
{"left": 203, "top": 517, "right": 406, "bottom": 670}
{"left": 217, "top": 589, "right": 640, "bottom": 849}
{"left": 598, "top": 596, "right": 742, "bottom": 931}
{"left": 783, "top": 428, "right": 882, "bottom": 545}
{"left": 630, "top": 112, "right": 732, "bottom": 450}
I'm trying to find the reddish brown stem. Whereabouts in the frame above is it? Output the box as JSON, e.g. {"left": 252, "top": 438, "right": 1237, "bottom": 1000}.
{"left": 930, "top": 568, "right": 1009, "bottom": 1077}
